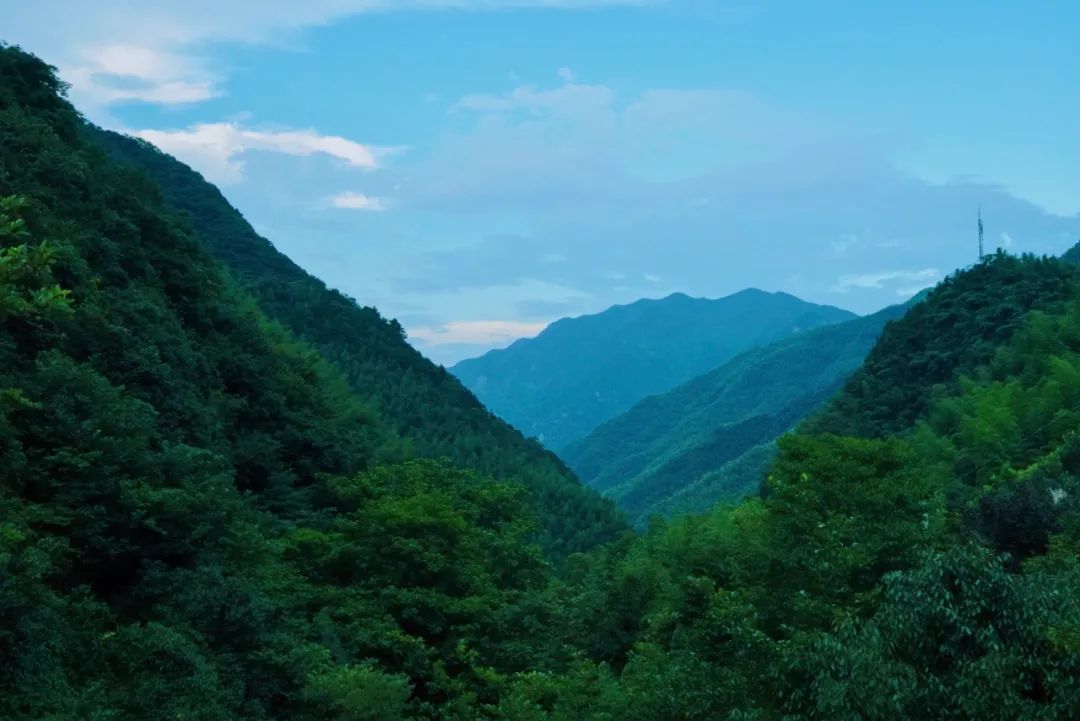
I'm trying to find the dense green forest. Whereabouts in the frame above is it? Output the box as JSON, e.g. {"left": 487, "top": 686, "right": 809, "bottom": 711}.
{"left": 452, "top": 289, "right": 854, "bottom": 450}
{"left": 805, "top": 253, "right": 1080, "bottom": 438}
{"left": 0, "top": 45, "right": 612, "bottom": 719}
{"left": 3, "top": 45, "right": 1080, "bottom": 720}
{"left": 564, "top": 299, "right": 913, "bottom": 522}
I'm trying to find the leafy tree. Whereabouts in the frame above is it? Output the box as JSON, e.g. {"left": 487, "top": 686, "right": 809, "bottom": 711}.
{"left": 799, "top": 548, "right": 1080, "bottom": 720}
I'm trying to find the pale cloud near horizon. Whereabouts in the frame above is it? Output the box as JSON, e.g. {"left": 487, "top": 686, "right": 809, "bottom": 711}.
{"left": 830, "top": 268, "right": 941, "bottom": 294}
{"left": 408, "top": 319, "right": 549, "bottom": 346}
{"left": 135, "top": 123, "right": 380, "bottom": 185}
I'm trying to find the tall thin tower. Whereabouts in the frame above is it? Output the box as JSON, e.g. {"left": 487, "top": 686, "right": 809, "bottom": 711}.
{"left": 978, "top": 206, "right": 985, "bottom": 261}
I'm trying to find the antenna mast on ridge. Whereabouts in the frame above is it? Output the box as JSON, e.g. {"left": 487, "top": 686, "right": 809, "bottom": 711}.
{"left": 978, "top": 206, "right": 985, "bottom": 261}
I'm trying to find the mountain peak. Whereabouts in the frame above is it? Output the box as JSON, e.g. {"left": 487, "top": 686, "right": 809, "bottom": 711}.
{"left": 452, "top": 289, "right": 855, "bottom": 449}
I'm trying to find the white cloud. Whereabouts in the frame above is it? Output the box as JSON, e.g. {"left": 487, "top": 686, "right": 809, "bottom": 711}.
{"left": 831, "top": 268, "right": 940, "bottom": 294}
{"left": 134, "top": 123, "right": 379, "bottom": 185}
{"left": 452, "top": 83, "right": 616, "bottom": 116}
{"left": 831, "top": 234, "right": 859, "bottom": 256}
{"left": 6, "top": 1, "right": 654, "bottom": 112}
{"left": 331, "top": 191, "right": 389, "bottom": 211}
{"left": 895, "top": 285, "right": 931, "bottom": 298}
{"left": 558, "top": 66, "right": 577, "bottom": 82}
{"left": 408, "top": 319, "right": 548, "bottom": 346}
{"left": 1000, "top": 231, "right": 1014, "bottom": 248}
{"left": 60, "top": 43, "right": 219, "bottom": 107}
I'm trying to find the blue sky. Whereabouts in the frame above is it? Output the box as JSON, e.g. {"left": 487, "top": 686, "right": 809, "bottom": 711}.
{"left": 8, "top": 0, "right": 1080, "bottom": 363}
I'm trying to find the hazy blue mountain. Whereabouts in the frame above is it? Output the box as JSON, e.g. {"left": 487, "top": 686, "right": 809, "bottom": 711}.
{"left": 452, "top": 289, "right": 856, "bottom": 450}
{"left": 563, "top": 299, "right": 915, "bottom": 522}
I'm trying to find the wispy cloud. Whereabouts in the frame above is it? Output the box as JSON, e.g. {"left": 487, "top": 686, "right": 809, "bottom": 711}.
{"left": 135, "top": 123, "right": 379, "bottom": 185}
{"left": 62, "top": 43, "right": 219, "bottom": 106}
{"left": 831, "top": 234, "right": 859, "bottom": 257}
{"left": 831, "top": 268, "right": 940, "bottom": 294}
{"left": 452, "top": 82, "right": 616, "bottom": 116}
{"left": 408, "top": 319, "right": 548, "bottom": 346}
{"left": 6, "top": 1, "right": 655, "bottom": 111}
{"left": 330, "top": 191, "right": 389, "bottom": 211}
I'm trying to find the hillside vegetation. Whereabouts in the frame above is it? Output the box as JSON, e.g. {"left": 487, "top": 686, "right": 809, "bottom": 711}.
{"left": 92, "top": 121, "right": 624, "bottom": 558}
{"left": 564, "top": 300, "right": 912, "bottom": 521}
{"left": 484, "top": 251, "right": 1080, "bottom": 719}
{"left": 0, "top": 45, "right": 617, "bottom": 720}
{"left": 806, "top": 252, "right": 1080, "bottom": 437}
{"left": 452, "top": 289, "right": 854, "bottom": 450}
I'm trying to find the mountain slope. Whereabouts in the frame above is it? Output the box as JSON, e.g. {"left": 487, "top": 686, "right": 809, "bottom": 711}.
{"left": 1060, "top": 237, "right": 1080, "bottom": 265}
{"left": 564, "top": 299, "right": 913, "bottom": 521}
{"left": 806, "top": 251, "right": 1080, "bottom": 439}
{"left": 452, "top": 289, "right": 855, "bottom": 450}
{"left": 501, "top": 252, "right": 1080, "bottom": 719}
{"left": 93, "top": 127, "right": 624, "bottom": 556}
{"left": 0, "top": 44, "right": 615, "bottom": 720}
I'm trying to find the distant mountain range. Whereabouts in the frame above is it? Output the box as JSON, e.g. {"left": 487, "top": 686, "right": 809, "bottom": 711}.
{"left": 451, "top": 289, "right": 856, "bottom": 450}
{"left": 562, "top": 299, "right": 917, "bottom": 523}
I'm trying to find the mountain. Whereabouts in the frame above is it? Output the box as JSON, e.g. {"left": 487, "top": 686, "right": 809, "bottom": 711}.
{"left": 452, "top": 290, "right": 856, "bottom": 450}
{"left": 500, "top": 251, "right": 1080, "bottom": 719}
{"left": 90, "top": 124, "right": 624, "bottom": 558}
{"left": 1061, "top": 237, "right": 1080, "bottom": 264}
{"left": 806, "top": 250, "right": 1080, "bottom": 438}
{"left": 1, "top": 44, "right": 626, "bottom": 719}
{"left": 563, "top": 299, "right": 913, "bottom": 522}
{"left": 579, "top": 251, "right": 1080, "bottom": 526}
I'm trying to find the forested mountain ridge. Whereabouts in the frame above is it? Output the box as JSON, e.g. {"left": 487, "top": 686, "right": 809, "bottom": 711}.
{"left": 806, "top": 251, "right": 1080, "bottom": 438}
{"left": 0, "top": 44, "right": 616, "bottom": 720}
{"left": 1060, "top": 238, "right": 1080, "bottom": 265}
{"left": 452, "top": 289, "right": 855, "bottom": 450}
{"left": 486, "top": 251, "right": 1080, "bottom": 719}
{"left": 91, "top": 121, "right": 624, "bottom": 557}
{"left": 564, "top": 299, "right": 913, "bottom": 522}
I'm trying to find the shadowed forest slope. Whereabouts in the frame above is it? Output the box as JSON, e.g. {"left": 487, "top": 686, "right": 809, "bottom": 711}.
{"left": 564, "top": 299, "right": 913, "bottom": 522}
{"left": 93, "top": 126, "right": 625, "bottom": 556}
